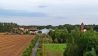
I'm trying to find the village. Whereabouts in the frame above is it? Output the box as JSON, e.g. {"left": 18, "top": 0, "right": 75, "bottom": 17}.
{"left": 18, "top": 26, "right": 52, "bottom": 35}
{"left": 0, "top": 0, "right": 98, "bottom": 56}
{"left": 0, "top": 22, "right": 98, "bottom": 56}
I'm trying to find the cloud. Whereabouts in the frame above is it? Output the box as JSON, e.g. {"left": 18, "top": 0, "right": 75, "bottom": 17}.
{"left": 38, "top": 5, "right": 48, "bottom": 8}
{"left": 0, "top": 16, "right": 98, "bottom": 26}
{"left": 0, "top": 0, "right": 98, "bottom": 25}
{"left": 0, "top": 0, "right": 98, "bottom": 10}
{"left": 0, "top": 9, "right": 48, "bottom": 17}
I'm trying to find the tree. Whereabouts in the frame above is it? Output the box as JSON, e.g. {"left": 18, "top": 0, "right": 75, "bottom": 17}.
{"left": 48, "top": 30, "right": 56, "bottom": 43}
{"left": 49, "top": 28, "right": 68, "bottom": 43}
{"left": 64, "top": 30, "right": 98, "bottom": 56}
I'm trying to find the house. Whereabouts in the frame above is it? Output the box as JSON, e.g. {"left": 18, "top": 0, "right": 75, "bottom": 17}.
{"left": 19, "top": 26, "right": 37, "bottom": 35}
{"left": 29, "top": 27, "right": 37, "bottom": 35}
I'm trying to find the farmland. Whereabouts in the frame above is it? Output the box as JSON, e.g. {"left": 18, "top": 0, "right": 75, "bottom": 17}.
{"left": 0, "top": 35, "right": 34, "bottom": 56}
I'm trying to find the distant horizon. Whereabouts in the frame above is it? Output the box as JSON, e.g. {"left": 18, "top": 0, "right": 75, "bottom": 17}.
{"left": 0, "top": 21, "right": 98, "bottom": 26}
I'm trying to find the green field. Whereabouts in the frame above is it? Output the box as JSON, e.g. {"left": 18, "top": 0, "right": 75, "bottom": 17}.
{"left": 42, "top": 44, "right": 66, "bottom": 56}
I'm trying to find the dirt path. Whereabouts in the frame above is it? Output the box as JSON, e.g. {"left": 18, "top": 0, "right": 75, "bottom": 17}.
{"left": 31, "top": 39, "right": 40, "bottom": 56}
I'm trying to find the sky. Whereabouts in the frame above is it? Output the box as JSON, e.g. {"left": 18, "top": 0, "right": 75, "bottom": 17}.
{"left": 0, "top": 0, "right": 98, "bottom": 26}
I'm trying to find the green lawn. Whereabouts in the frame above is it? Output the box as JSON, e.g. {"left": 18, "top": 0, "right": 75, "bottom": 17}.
{"left": 42, "top": 44, "right": 66, "bottom": 56}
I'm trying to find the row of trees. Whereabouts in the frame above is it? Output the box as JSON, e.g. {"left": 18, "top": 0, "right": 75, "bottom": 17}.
{"left": 48, "top": 27, "right": 98, "bottom": 56}
{"left": 0, "top": 23, "right": 18, "bottom": 33}
{"left": 37, "top": 24, "right": 98, "bottom": 32}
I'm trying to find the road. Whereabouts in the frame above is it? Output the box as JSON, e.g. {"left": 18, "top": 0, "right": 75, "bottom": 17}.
{"left": 31, "top": 39, "right": 40, "bottom": 56}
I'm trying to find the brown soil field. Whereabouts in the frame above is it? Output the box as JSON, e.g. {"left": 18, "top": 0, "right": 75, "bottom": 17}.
{"left": 0, "top": 35, "right": 34, "bottom": 56}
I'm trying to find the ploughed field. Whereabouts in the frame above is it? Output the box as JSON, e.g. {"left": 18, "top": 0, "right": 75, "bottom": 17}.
{"left": 0, "top": 35, "right": 34, "bottom": 56}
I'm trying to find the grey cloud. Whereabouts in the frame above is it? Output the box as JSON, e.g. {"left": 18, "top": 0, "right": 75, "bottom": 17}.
{"left": 38, "top": 5, "right": 48, "bottom": 8}
{"left": 0, "top": 9, "right": 48, "bottom": 17}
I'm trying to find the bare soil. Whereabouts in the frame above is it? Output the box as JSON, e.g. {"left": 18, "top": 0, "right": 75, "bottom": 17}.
{"left": 0, "top": 35, "right": 34, "bottom": 56}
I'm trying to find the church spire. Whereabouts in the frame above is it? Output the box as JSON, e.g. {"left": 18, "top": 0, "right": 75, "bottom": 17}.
{"left": 80, "top": 22, "right": 85, "bottom": 32}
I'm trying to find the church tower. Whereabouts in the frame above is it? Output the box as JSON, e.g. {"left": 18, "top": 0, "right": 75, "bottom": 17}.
{"left": 80, "top": 22, "right": 85, "bottom": 32}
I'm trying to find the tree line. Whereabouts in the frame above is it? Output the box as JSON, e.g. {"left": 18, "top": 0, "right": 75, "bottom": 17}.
{"left": 37, "top": 24, "right": 98, "bottom": 32}
{"left": 0, "top": 23, "right": 18, "bottom": 33}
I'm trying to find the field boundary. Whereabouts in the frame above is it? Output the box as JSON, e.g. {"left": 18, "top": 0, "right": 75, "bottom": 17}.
{"left": 22, "top": 36, "right": 38, "bottom": 56}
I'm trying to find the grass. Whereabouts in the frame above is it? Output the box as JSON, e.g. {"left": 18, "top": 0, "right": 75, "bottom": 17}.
{"left": 42, "top": 43, "right": 66, "bottom": 56}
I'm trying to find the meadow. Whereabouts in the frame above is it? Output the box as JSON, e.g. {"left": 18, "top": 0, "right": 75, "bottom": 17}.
{"left": 42, "top": 44, "right": 66, "bottom": 56}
